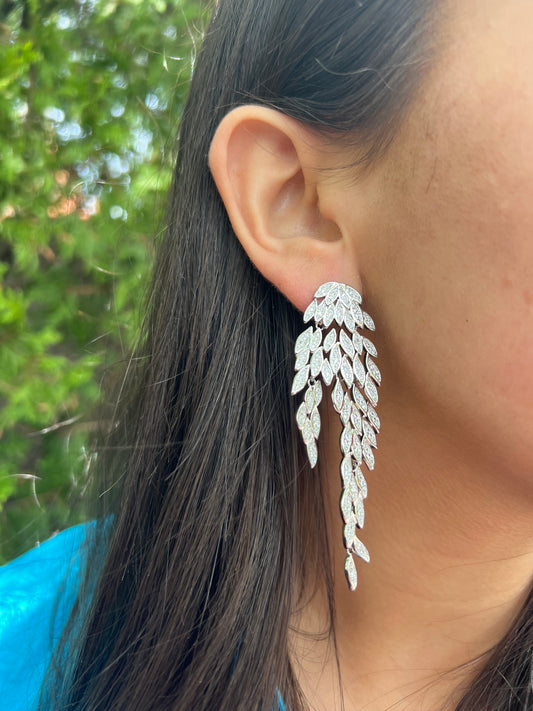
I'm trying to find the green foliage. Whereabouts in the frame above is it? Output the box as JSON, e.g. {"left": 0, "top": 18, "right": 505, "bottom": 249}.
{"left": 0, "top": 0, "right": 206, "bottom": 562}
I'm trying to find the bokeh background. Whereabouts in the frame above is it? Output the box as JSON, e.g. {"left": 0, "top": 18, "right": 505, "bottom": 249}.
{"left": 0, "top": 0, "right": 206, "bottom": 562}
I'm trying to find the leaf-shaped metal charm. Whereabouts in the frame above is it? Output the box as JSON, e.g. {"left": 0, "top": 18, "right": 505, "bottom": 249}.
{"left": 323, "top": 328, "right": 337, "bottom": 353}
{"left": 311, "top": 407, "right": 321, "bottom": 439}
{"left": 353, "top": 356, "right": 366, "bottom": 388}
{"left": 325, "top": 284, "right": 340, "bottom": 305}
{"left": 291, "top": 365, "right": 310, "bottom": 395}
{"left": 334, "top": 300, "right": 345, "bottom": 326}
{"left": 345, "top": 285, "right": 362, "bottom": 304}
{"left": 310, "top": 347, "right": 324, "bottom": 378}
{"left": 366, "top": 354, "right": 381, "bottom": 385}
{"left": 303, "top": 299, "right": 317, "bottom": 323}
{"left": 340, "top": 392, "right": 351, "bottom": 427}
{"left": 340, "top": 489, "right": 352, "bottom": 524}
{"left": 352, "top": 432, "right": 363, "bottom": 464}
{"left": 341, "top": 355, "right": 354, "bottom": 388}
{"left": 304, "top": 385, "right": 315, "bottom": 413}
{"left": 362, "top": 438, "right": 375, "bottom": 470}
{"left": 341, "top": 426, "right": 352, "bottom": 455}
{"left": 295, "top": 326, "right": 313, "bottom": 354}
{"left": 332, "top": 379, "right": 344, "bottom": 413}
{"left": 341, "top": 456, "right": 353, "bottom": 486}
{"left": 352, "top": 386, "right": 368, "bottom": 415}
{"left": 344, "top": 309, "right": 356, "bottom": 333}
{"left": 310, "top": 327, "right": 323, "bottom": 352}
{"left": 315, "top": 281, "right": 335, "bottom": 299}
{"left": 295, "top": 348, "right": 310, "bottom": 371}
{"left": 352, "top": 331, "right": 363, "bottom": 355}
{"left": 340, "top": 329, "right": 355, "bottom": 358}
{"left": 364, "top": 375, "right": 378, "bottom": 407}
{"left": 344, "top": 516, "right": 357, "bottom": 550}
{"left": 355, "top": 466, "right": 368, "bottom": 498}
{"left": 345, "top": 554, "right": 358, "bottom": 591}
{"left": 314, "top": 381, "right": 323, "bottom": 407}
{"left": 363, "top": 337, "right": 377, "bottom": 357}
{"left": 307, "top": 439, "right": 318, "bottom": 468}
{"left": 367, "top": 404, "right": 380, "bottom": 433}
{"left": 363, "top": 311, "right": 375, "bottom": 331}
{"left": 323, "top": 304, "right": 335, "bottom": 329}
{"left": 321, "top": 358, "right": 334, "bottom": 386}
{"left": 315, "top": 299, "right": 327, "bottom": 323}
{"left": 352, "top": 303, "right": 364, "bottom": 328}
{"left": 296, "top": 402, "right": 307, "bottom": 430}
{"left": 363, "top": 420, "right": 377, "bottom": 448}
{"left": 354, "top": 495, "right": 365, "bottom": 528}
{"left": 352, "top": 536, "right": 370, "bottom": 563}
{"left": 350, "top": 403, "right": 362, "bottom": 435}
{"left": 302, "top": 418, "right": 314, "bottom": 445}
{"left": 330, "top": 342, "right": 342, "bottom": 374}
{"left": 339, "top": 286, "right": 352, "bottom": 309}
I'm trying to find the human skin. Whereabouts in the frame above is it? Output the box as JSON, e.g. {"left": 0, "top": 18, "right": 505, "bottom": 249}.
{"left": 209, "top": 0, "right": 533, "bottom": 708}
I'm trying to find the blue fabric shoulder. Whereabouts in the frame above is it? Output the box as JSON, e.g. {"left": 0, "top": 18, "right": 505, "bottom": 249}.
{"left": 0, "top": 523, "right": 90, "bottom": 711}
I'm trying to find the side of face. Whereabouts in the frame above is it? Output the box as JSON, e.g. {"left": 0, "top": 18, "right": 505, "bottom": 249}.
{"left": 358, "top": 0, "right": 533, "bottom": 489}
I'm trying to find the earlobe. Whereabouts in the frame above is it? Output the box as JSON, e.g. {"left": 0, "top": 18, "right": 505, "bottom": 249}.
{"left": 208, "top": 105, "right": 360, "bottom": 312}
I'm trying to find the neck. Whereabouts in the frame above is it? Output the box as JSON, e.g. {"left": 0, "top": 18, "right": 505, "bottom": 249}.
{"left": 291, "top": 393, "right": 533, "bottom": 711}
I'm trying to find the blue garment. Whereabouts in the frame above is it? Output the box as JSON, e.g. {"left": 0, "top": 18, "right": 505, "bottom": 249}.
{"left": 0, "top": 524, "right": 286, "bottom": 710}
{"left": 0, "top": 524, "right": 88, "bottom": 711}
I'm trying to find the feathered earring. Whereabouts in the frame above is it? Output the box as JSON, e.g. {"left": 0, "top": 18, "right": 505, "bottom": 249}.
{"left": 291, "top": 282, "right": 381, "bottom": 591}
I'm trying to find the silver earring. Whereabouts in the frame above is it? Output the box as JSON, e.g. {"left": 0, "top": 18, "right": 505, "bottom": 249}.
{"left": 291, "top": 282, "right": 381, "bottom": 591}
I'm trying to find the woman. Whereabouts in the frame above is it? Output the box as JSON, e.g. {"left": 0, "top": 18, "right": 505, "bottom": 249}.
{"left": 5, "top": 0, "right": 532, "bottom": 708}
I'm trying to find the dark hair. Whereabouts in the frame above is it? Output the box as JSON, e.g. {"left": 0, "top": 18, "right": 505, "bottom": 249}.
{"left": 43, "top": 1, "right": 533, "bottom": 709}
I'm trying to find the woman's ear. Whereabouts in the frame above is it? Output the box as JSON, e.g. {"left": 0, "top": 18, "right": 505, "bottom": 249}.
{"left": 208, "top": 105, "right": 362, "bottom": 312}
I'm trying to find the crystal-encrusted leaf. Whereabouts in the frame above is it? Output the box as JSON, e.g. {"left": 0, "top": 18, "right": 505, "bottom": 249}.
{"left": 304, "top": 385, "right": 315, "bottom": 413}
{"left": 291, "top": 365, "right": 309, "bottom": 395}
{"left": 302, "top": 418, "right": 314, "bottom": 445}
{"left": 367, "top": 404, "right": 380, "bottom": 432}
{"left": 352, "top": 386, "right": 368, "bottom": 415}
{"left": 303, "top": 299, "right": 317, "bottom": 323}
{"left": 314, "top": 381, "right": 323, "bottom": 407}
{"left": 350, "top": 404, "right": 362, "bottom": 435}
{"left": 321, "top": 358, "right": 333, "bottom": 386}
{"left": 351, "top": 303, "right": 364, "bottom": 328}
{"left": 341, "top": 457, "right": 353, "bottom": 486}
{"left": 332, "top": 379, "right": 344, "bottom": 412}
{"left": 339, "top": 329, "right": 355, "bottom": 358}
{"left": 323, "top": 305, "right": 335, "bottom": 328}
{"left": 307, "top": 439, "right": 318, "bottom": 468}
{"left": 341, "top": 356, "right": 354, "bottom": 388}
{"left": 325, "top": 284, "right": 339, "bottom": 305}
{"left": 315, "top": 299, "right": 327, "bottom": 323}
{"left": 363, "top": 420, "right": 377, "bottom": 448}
{"left": 363, "top": 337, "right": 377, "bottom": 357}
{"left": 296, "top": 402, "right": 307, "bottom": 430}
{"left": 341, "top": 392, "right": 352, "bottom": 426}
{"left": 340, "top": 489, "right": 352, "bottom": 523}
{"left": 295, "top": 348, "right": 310, "bottom": 371}
{"left": 352, "top": 536, "right": 370, "bottom": 563}
{"left": 311, "top": 407, "right": 321, "bottom": 439}
{"left": 339, "top": 286, "right": 352, "bottom": 309}
{"left": 352, "top": 331, "right": 363, "bottom": 355}
{"left": 365, "top": 354, "right": 381, "bottom": 385}
{"left": 345, "top": 285, "right": 362, "bottom": 304}
{"left": 362, "top": 438, "right": 375, "bottom": 470}
{"left": 345, "top": 554, "right": 358, "bottom": 591}
{"left": 314, "top": 282, "right": 335, "bottom": 299}
{"left": 355, "top": 466, "right": 368, "bottom": 498}
{"left": 354, "top": 495, "right": 365, "bottom": 528}
{"left": 344, "top": 309, "right": 355, "bottom": 333}
{"left": 310, "top": 347, "right": 324, "bottom": 378}
{"left": 363, "top": 311, "right": 375, "bottom": 331}
{"left": 341, "top": 427, "right": 352, "bottom": 455}
{"left": 310, "top": 327, "right": 322, "bottom": 352}
{"left": 295, "top": 326, "right": 313, "bottom": 354}
{"left": 344, "top": 516, "right": 357, "bottom": 549}
{"left": 334, "top": 301, "right": 345, "bottom": 326}
{"left": 323, "top": 329, "right": 337, "bottom": 353}
{"left": 330, "top": 343, "right": 342, "bottom": 374}
{"left": 364, "top": 375, "right": 378, "bottom": 407}
{"left": 351, "top": 432, "right": 362, "bottom": 464}
{"left": 353, "top": 356, "right": 366, "bottom": 388}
